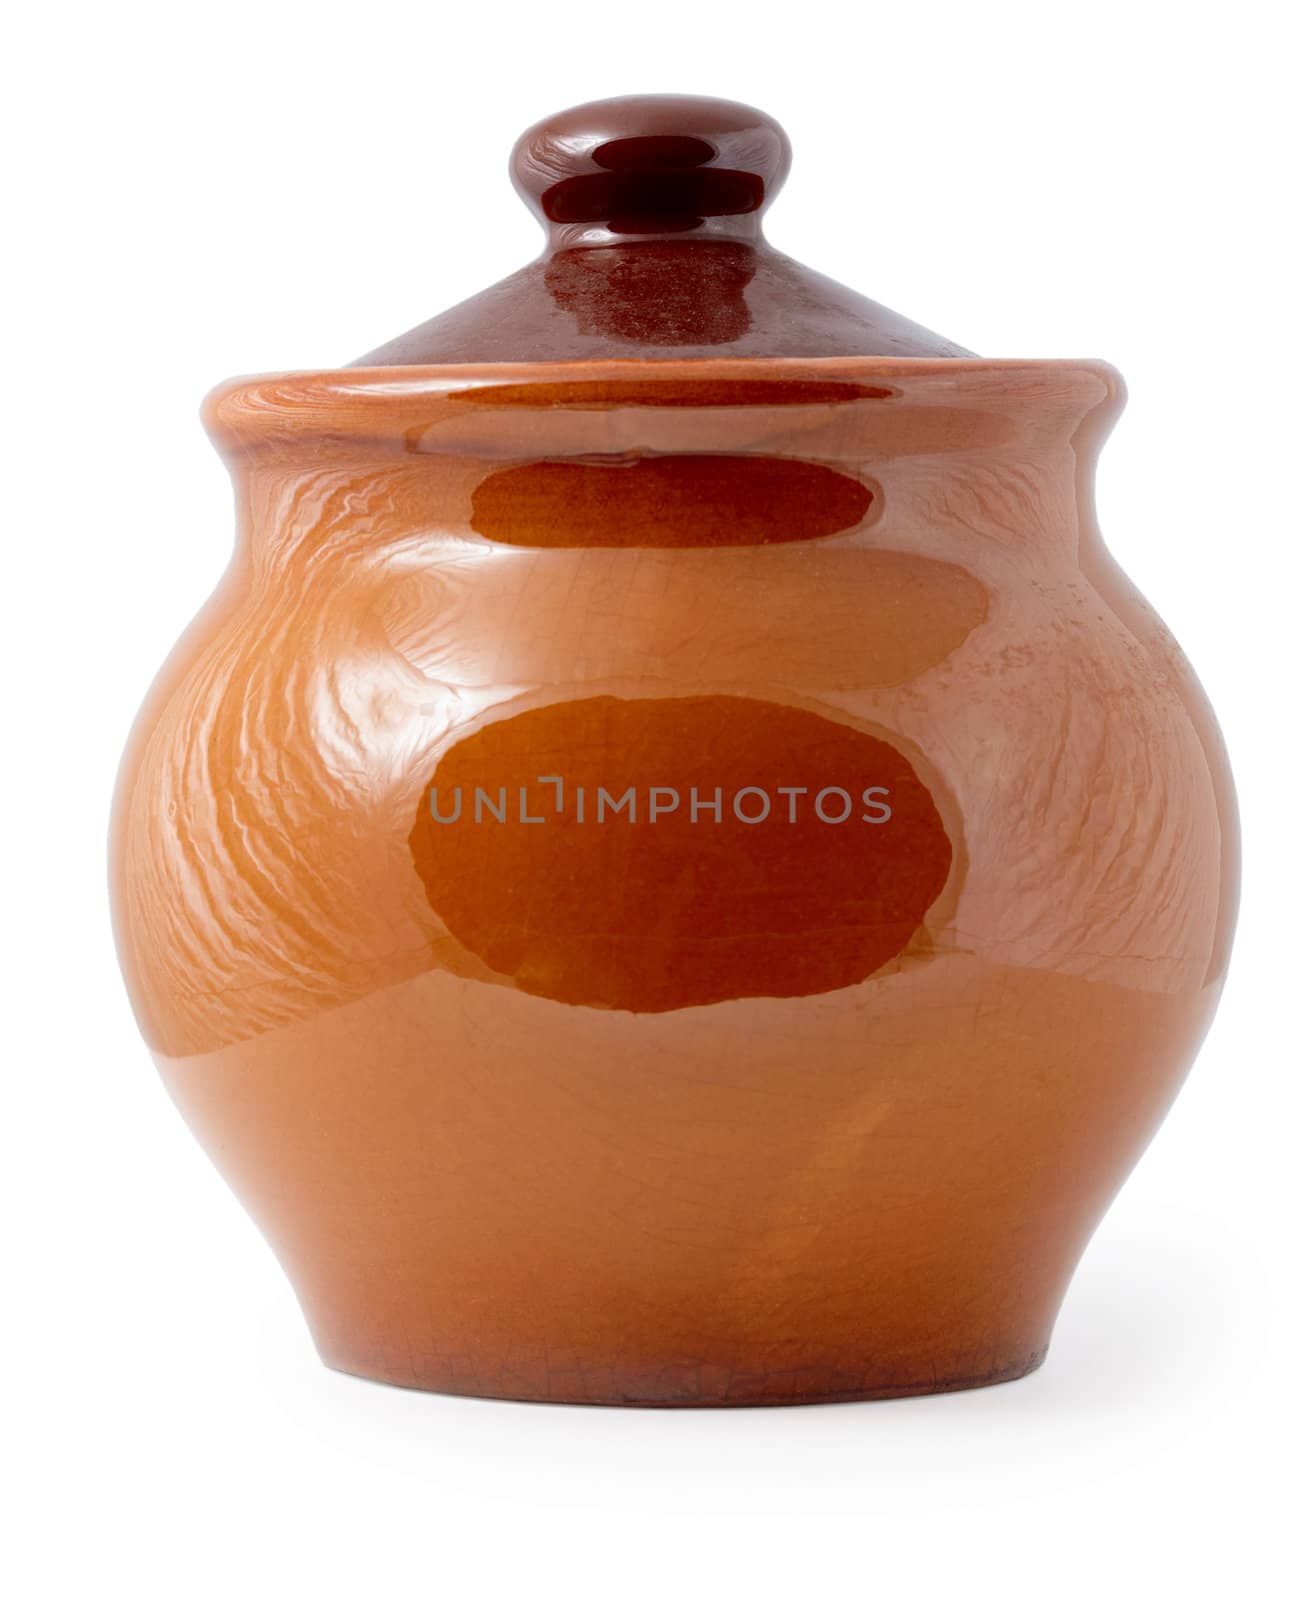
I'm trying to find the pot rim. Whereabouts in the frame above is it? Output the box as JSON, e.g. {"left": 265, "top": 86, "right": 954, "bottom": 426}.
{"left": 203, "top": 356, "right": 1126, "bottom": 454}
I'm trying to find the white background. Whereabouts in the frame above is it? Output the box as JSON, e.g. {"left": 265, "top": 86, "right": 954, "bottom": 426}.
{"left": 4, "top": 1, "right": 1310, "bottom": 1594}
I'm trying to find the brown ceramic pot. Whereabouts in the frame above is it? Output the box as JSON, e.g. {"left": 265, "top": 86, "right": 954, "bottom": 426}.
{"left": 111, "top": 97, "right": 1238, "bottom": 1405}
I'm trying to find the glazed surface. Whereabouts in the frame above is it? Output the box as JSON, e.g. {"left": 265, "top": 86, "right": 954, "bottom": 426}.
{"left": 354, "top": 96, "right": 972, "bottom": 363}
{"left": 111, "top": 358, "right": 1237, "bottom": 1403}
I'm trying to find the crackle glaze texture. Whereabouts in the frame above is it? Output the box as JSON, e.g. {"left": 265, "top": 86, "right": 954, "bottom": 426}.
{"left": 111, "top": 356, "right": 1238, "bottom": 1404}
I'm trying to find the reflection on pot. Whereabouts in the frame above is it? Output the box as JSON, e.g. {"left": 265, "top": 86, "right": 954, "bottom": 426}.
{"left": 410, "top": 695, "right": 953, "bottom": 1010}
{"left": 545, "top": 242, "right": 757, "bottom": 345}
{"left": 470, "top": 454, "right": 877, "bottom": 548}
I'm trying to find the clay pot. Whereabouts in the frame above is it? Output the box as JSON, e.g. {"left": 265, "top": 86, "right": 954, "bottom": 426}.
{"left": 111, "top": 97, "right": 1237, "bottom": 1405}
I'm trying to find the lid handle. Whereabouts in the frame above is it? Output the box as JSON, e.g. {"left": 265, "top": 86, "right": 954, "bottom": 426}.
{"left": 511, "top": 95, "right": 791, "bottom": 248}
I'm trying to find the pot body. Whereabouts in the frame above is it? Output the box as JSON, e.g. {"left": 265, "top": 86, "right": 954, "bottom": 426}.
{"left": 111, "top": 358, "right": 1237, "bottom": 1404}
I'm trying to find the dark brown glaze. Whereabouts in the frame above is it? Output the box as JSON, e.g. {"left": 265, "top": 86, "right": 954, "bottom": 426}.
{"left": 469, "top": 454, "right": 877, "bottom": 547}
{"left": 353, "top": 96, "right": 973, "bottom": 364}
{"left": 409, "top": 696, "right": 952, "bottom": 1011}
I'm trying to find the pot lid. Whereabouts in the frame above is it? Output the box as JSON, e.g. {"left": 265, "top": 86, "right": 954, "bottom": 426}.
{"left": 352, "top": 95, "right": 974, "bottom": 365}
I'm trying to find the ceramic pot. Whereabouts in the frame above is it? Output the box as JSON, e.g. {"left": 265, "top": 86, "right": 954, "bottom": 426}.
{"left": 111, "top": 98, "right": 1237, "bottom": 1405}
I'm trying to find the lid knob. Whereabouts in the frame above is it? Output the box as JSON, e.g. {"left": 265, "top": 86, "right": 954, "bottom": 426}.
{"left": 511, "top": 94, "right": 791, "bottom": 246}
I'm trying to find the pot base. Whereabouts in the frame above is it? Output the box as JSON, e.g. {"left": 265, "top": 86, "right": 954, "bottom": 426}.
{"left": 313, "top": 1338, "right": 1048, "bottom": 1407}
